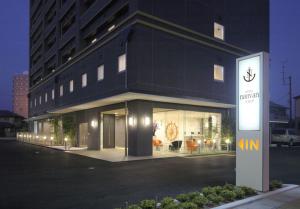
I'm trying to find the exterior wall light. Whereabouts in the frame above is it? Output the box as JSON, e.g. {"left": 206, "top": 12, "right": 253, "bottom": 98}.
{"left": 143, "top": 116, "right": 151, "bottom": 127}
{"left": 91, "top": 120, "right": 98, "bottom": 128}
{"left": 128, "top": 116, "right": 136, "bottom": 127}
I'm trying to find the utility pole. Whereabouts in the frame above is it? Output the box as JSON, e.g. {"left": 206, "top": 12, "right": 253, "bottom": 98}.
{"left": 282, "top": 61, "right": 293, "bottom": 123}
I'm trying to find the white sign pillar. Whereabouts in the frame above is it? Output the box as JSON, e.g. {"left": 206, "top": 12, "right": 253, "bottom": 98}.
{"left": 236, "top": 52, "right": 269, "bottom": 192}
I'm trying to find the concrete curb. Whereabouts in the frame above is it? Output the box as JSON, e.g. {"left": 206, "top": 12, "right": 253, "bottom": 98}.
{"left": 212, "top": 184, "right": 299, "bottom": 209}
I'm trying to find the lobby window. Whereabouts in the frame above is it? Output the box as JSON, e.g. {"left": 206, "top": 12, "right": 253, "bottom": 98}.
{"left": 214, "top": 65, "right": 224, "bottom": 82}
{"left": 45, "top": 93, "right": 48, "bottom": 103}
{"left": 82, "top": 73, "right": 87, "bottom": 87}
{"left": 214, "top": 22, "right": 224, "bottom": 40}
{"left": 118, "top": 54, "right": 126, "bottom": 72}
{"left": 60, "top": 85, "right": 64, "bottom": 97}
{"left": 97, "top": 65, "right": 104, "bottom": 81}
{"left": 52, "top": 89, "right": 55, "bottom": 100}
{"left": 69, "top": 80, "right": 74, "bottom": 92}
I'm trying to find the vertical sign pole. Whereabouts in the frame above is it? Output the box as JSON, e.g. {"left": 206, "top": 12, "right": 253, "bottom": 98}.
{"left": 236, "top": 52, "right": 269, "bottom": 192}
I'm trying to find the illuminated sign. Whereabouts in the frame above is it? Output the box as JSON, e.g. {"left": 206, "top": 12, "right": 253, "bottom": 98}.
{"left": 238, "top": 56, "right": 260, "bottom": 131}
{"left": 236, "top": 52, "right": 269, "bottom": 192}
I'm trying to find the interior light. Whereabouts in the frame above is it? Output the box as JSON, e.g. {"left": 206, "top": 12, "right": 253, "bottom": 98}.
{"left": 108, "top": 25, "right": 115, "bottom": 32}
{"left": 197, "top": 139, "right": 202, "bottom": 145}
{"left": 91, "top": 38, "right": 97, "bottom": 44}
{"left": 64, "top": 137, "right": 68, "bottom": 142}
{"left": 128, "top": 116, "right": 136, "bottom": 127}
{"left": 225, "top": 139, "right": 231, "bottom": 144}
{"left": 43, "top": 136, "right": 47, "bottom": 140}
{"left": 50, "top": 136, "right": 54, "bottom": 141}
{"left": 212, "top": 139, "right": 216, "bottom": 144}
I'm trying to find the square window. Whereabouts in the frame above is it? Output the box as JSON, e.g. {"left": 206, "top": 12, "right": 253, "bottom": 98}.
{"left": 97, "top": 65, "right": 104, "bottom": 81}
{"left": 214, "top": 22, "right": 224, "bottom": 40}
{"left": 60, "top": 85, "right": 64, "bottom": 97}
{"left": 118, "top": 54, "right": 126, "bottom": 72}
{"left": 52, "top": 89, "right": 55, "bottom": 100}
{"left": 69, "top": 80, "right": 74, "bottom": 92}
{"left": 82, "top": 73, "right": 87, "bottom": 87}
{"left": 214, "top": 65, "right": 224, "bottom": 81}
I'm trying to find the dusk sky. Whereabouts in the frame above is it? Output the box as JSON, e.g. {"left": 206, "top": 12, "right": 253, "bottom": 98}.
{"left": 0, "top": 0, "right": 299, "bottom": 111}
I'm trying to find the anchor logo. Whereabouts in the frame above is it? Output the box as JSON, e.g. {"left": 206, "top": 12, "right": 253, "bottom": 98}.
{"left": 243, "top": 67, "right": 256, "bottom": 82}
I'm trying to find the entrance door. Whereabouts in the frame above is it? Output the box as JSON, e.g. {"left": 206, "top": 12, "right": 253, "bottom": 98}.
{"left": 79, "top": 123, "right": 88, "bottom": 147}
{"left": 103, "top": 114, "right": 115, "bottom": 148}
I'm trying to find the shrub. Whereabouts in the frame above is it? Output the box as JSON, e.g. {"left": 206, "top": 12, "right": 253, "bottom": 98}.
{"left": 192, "top": 195, "right": 208, "bottom": 208}
{"left": 223, "top": 183, "right": 235, "bottom": 191}
{"left": 220, "top": 190, "right": 236, "bottom": 202}
{"left": 234, "top": 187, "right": 246, "bottom": 199}
{"left": 213, "top": 186, "right": 223, "bottom": 195}
{"left": 206, "top": 193, "right": 224, "bottom": 205}
{"left": 127, "top": 204, "right": 142, "bottom": 209}
{"left": 201, "top": 187, "right": 216, "bottom": 196}
{"left": 161, "top": 197, "right": 178, "bottom": 209}
{"left": 270, "top": 180, "right": 283, "bottom": 191}
{"left": 240, "top": 186, "right": 257, "bottom": 196}
{"left": 139, "top": 199, "right": 156, "bottom": 209}
{"left": 176, "top": 193, "right": 190, "bottom": 202}
{"left": 187, "top": 192, "right": 201, "bottom": 200}
{"left": 178, "top": 202, "right": 198, "bottom": 209}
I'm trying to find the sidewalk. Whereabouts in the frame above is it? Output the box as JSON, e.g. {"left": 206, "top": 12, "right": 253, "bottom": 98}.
{"left": 233, "top": 186, "right": 300, "bottom": 209}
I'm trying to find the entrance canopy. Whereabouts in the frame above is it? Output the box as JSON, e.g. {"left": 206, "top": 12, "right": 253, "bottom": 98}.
{"left": 48, "top": 92, "right": 235, "bottom": 114}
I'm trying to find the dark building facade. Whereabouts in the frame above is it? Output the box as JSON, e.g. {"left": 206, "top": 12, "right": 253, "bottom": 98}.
{"left": 0, "top": 110, "right": 25, "bottom": 138}
{"left": 29, "top": 0, "right": 269, "bottom": 156}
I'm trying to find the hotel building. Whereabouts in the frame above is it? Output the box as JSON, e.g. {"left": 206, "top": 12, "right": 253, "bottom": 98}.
{"left": 29, "top": 0, "right": 269, "bottom": 156}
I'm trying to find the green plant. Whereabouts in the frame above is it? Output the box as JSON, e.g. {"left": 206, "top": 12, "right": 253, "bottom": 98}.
{"left": 223, "top": 183, "right": 235, "bottom": 191}
{"left": 62, "top": 115, "right": 76, "bottom": 146}
{"left": 178, "top": 202, "right": 198, "bottom": 209}
{"left": 187, "top": 192, "right": 201, "bottom": 200}
{"left": 176, "top": 193, "right": 190, "bottom": 202}
{"left": 213, "top": 186, "right": 223, "bottom": 195}
{"left": 270, "top": 180, "right": 283, "bottom": 191}
{"left": 139, "top": 199, "right": 156, "bottom": 209}
{"left": 220, "top": 190, "right": 236, "bottom": 202}
{"left": 240, "top": 186, "right": 257, "bottom": 196}
{"left": 127, "top": 204, "right": 142, "bottom": 209}
{"left": 221, "top": 114, "right": 235, "bottom": 147}
{"left": 192, "top": 195, "right": 208, "bottom": 208}
{"left": 234, "top": 187, "right": 246, "bottom": 199}
{"left": 201, "top": 187, "right": 216, "bottom": 196}
{"left": 206, "top": 193, "right": 224, "bottom": 205}
{"left": 161, "top": 197, "right": 178, "bottom": 209}
{"left": 49, "top": 117, "right": 62, "bottom": 145}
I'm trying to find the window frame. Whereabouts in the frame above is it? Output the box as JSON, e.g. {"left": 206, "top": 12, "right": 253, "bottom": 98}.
{"left": 69, "top": 80, "right": 74, "bottom": 93}
{"left": 118, "top": 53, "right": 127, "bottom": 73}
{"left": 82, "top": 73, "right": 87, "bottom": 88}
{"left": 214, "top": 22, "right": 225, "bottom": 41}
{"left": 97, "top": 65, "right": 104, "bottom": 81}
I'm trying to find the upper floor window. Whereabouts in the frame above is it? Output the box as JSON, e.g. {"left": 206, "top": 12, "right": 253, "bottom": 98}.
{"left": 52, "top": 89, "right": 55, "bottom": 100}
{"left": 45, "top": 93, "right": 48, "bottom": 103}
{"left": 214, "top": 64, "right": 224, "bottom": 82}
{"left": 39, "top": 96, "right": 42, "bottom": 105}
{"left": 97, "top": 65, "right": 104, "bottom": 81}
{"left": 69, "top": 80, "right": 74, "bottom": 92}
{"left": 214, "top": 22, "right": 224, "bottom": 40}
{"left": 60, "top": 85, "right": 64, "bottom": 97}
{"left": 82, "top": 73, "right": 87, "bottom": 87}
{"left": 118, "top": 54, "right": 126, "bottom": 72}
{"left": 34, "top": 98, "right": 37, "bottom": 107}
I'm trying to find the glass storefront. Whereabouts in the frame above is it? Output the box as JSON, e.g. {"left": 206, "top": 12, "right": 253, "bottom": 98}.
{"left": 153, "top": 108, "right": 224, "bottom": 155}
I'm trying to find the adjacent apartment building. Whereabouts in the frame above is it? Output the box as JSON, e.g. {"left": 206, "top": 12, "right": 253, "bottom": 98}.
{"left": 29, "top": 0, "right": 269, "bottom": 156}
{"left": 13, "top": 72, "right": 29, "bottom": 118}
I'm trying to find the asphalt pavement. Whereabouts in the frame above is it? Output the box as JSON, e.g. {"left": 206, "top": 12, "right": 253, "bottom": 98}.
{"left": 0, "top": 140, "right": 299, "bottom": 209}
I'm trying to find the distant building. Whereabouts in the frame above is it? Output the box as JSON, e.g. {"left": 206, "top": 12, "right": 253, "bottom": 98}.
{"left": 294, "top": 96, "right": 300, "bottom": 133}
{"left": 0, "top": 110, "right": 25, "bottom": 137}
{"left": 269, "top": 101, "right": 289, "bottom": 126}
{"left": 13, "top": 72, "right": 29, "bottom": 118}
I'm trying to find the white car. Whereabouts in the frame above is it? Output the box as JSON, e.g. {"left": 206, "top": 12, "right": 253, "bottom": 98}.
{"left": 272, "top": 129, "right": 300, "bottom": 147}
